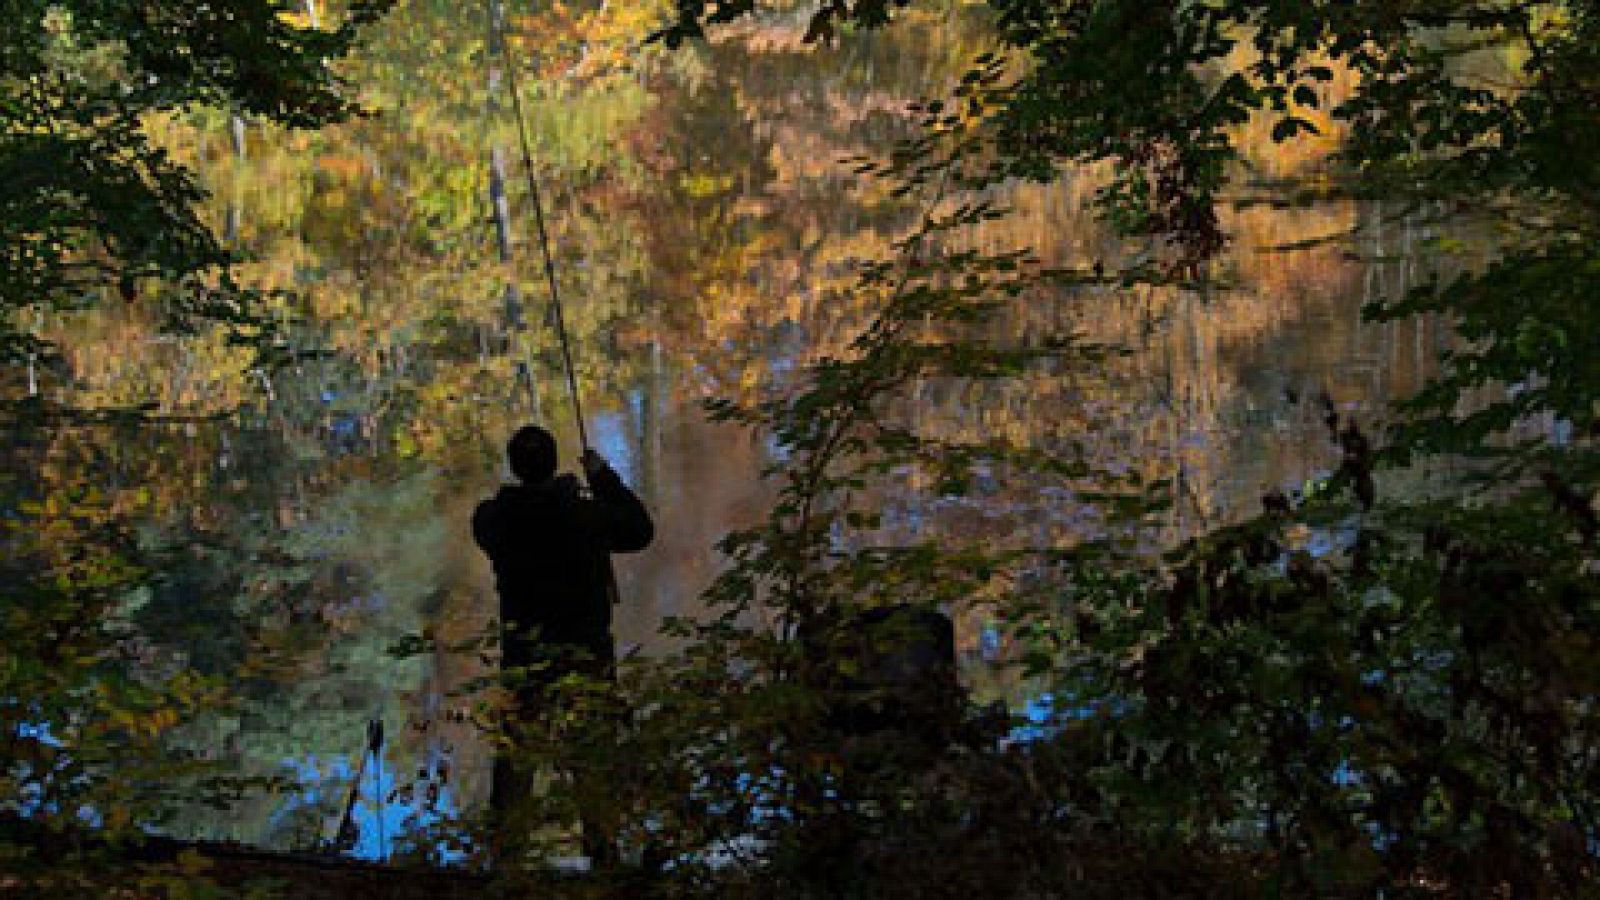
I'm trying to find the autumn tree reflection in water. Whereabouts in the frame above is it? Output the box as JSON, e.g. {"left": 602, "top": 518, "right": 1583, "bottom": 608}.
{"left": 25, "top": 0, "right": 1461, "bottom": 854}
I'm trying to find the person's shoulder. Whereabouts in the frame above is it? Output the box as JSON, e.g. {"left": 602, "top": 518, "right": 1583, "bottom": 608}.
{"left": 474, "top": 485, "right": 524, "bottom": 523}
{"left": 476, "top": 485, "right": 511, "bottom": 510}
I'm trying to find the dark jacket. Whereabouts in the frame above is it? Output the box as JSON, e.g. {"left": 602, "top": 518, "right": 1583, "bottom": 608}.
{"left": 472, "top": 465, "right": 654, "bottom": 670}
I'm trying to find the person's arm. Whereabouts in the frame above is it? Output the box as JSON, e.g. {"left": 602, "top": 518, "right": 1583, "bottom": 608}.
{"left": 582, "top": 450, "right": 655, "bottom": 553}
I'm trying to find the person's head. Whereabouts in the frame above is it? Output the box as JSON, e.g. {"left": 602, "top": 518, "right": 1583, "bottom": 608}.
{"left": 507, "top": 425, "right": 558, "bottom": 484}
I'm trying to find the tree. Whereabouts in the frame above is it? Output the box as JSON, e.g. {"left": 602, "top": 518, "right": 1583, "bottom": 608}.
{"left": 0, "top": 0, "right": 391, "bottom": 377}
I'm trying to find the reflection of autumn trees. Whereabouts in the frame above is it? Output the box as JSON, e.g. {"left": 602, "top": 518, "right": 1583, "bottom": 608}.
{"left": 728, "top": 121, "right": 1452, "bottom": 691}
{"left": 872, "top": 197, "right": 1447, "bottom": 552}
{"left": 638, "top": 11, "right": 1436, "bottom": 588}
{"left": 16, "top": 0, "right": 1477, "bottom": 847}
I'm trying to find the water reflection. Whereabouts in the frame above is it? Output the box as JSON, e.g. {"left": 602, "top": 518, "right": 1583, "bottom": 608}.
{"left": 34, "top": 4, "right": 1457, "bottom": 855}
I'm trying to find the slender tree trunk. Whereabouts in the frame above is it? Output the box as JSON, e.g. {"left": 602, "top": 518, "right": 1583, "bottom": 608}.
{"left": 230, "top": 113, "right": 248, "bottom": 160}
{"left": 489, "top": 146, "right": 515, "bottom": 264}
{"left": 487, "top": 0, "right": 528, "bottom": 341}
{"left": 645, "top": 338, "right": 663, "bottom": 502}
{"left": 490, "top": 131, "right": 526, "bottom": 333}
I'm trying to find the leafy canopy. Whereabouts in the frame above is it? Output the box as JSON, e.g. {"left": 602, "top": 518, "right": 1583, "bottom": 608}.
{"left": 0, "top": 0, "right": 390, "bottom": 373}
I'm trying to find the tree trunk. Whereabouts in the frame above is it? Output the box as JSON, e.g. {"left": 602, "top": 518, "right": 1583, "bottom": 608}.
{"left": 489, "top": 146, "right": 515, "bottom": 264}
{"left": 487, "top": 0, "right": 527, "bottom": 337}
{"left": 230, "top": 114, "right": 248, "bottom": 160}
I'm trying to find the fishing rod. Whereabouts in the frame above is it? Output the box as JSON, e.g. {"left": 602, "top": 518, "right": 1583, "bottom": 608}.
{"left": 493, "top": 0, "right": 590, "bottom": 453}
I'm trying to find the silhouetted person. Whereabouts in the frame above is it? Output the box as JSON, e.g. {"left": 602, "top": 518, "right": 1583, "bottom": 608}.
{"left": 473, "top": 424, "right": 653, "bottom": 860}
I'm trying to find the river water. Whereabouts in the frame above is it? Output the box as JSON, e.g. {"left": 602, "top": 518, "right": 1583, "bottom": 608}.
{"left": 49, "top": 2, "right": 1452, "bottom": 855}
